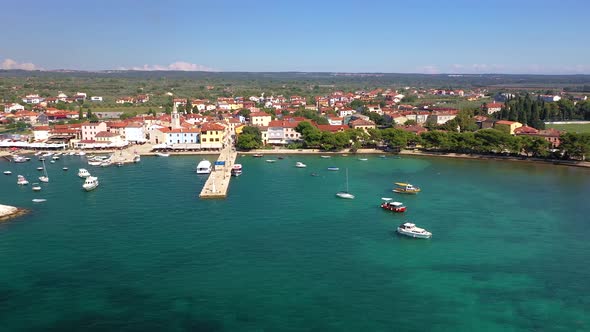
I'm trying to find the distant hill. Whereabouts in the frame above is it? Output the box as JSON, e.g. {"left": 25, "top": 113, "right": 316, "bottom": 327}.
{"left": 1, "top": 69, "right": 590, "bottom": 88}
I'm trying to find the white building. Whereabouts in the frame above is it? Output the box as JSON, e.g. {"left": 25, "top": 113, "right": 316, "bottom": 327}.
{"left": 81, "top": 121, "right": 107, "bottom": 141}
{"left": 4, "top": 103, "right": 25, "bottom": 113}
{"left": 124, "top": 122, "right": 146, "bottom": 143}
{"left": 22, "top": 94, "right": 43, "bottom": 104}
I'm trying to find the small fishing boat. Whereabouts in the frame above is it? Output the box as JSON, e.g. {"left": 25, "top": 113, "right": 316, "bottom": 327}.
{"left": 116, "top": 162, "right": 123, "bottom": 167}
{"left": 231, "top": 164, "right": 243, "bottom": 176}
{"left": 327, "top": 167, "right": 339, "bottom": 171}
{"left": 32, "top": 183, "right": 42, "bottom": 191}
{"left": 3, "top": 170, "right": 12, "bottom": 175}
{"left": 277, "top": 156, "right": 284, "bottom": 160}
{"left": 393, "top": 182, "right": 421, "bottom": 194}
{"left": 78, "top": 168, "right": 91, "bottom": 178}
{"left": 295, "top": 162, "right": 307, "bottom": 168}
{"left": 397, "top": 222, "right": 432, "bottom": 239}
{"left": 17, "top": 175, "right": 29, "bottom": 185}
{"left": 253, "top": 154, "right": 263, "bottom": 158}
{"left": 310, "top": 173, "right": 319, "bottom": 177}
{"left": 82, "top": 176, "right": 99, "bottom": 191}
{"left": 380, "top": 198, "right": 407, "bottom": 212}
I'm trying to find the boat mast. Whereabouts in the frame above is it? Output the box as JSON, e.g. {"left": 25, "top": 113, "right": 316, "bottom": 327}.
{"left": 345, "top": 168, "right": 349, "bottom": 193}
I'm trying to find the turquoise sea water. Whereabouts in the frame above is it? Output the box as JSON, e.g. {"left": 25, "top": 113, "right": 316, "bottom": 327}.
{"left": 0, "top": 154, "right": 589, "bottom": 331}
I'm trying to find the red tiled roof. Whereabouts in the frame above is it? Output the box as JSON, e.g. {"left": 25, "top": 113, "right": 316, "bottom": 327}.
{"left": 514, "top": 126, "right": 539, "bottom": 134}
{"left": 316, "top": 124, "right": 349, "bottom": 132}
{"left": 495, "top": 120, "right": 518, "bottom": 125}
{"left": 250, "top": 112, "right": 271, "bottom": 117}
{"left": 95, "top": 131, "right": 119, "bottom": 138}
{"left": 201, "top": 122, "right": 226, "bottom": 131}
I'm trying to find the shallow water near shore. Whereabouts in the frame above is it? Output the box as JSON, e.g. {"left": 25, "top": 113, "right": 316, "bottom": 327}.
{"left": 0, "top": 154, "right": 589, "bottom": 331}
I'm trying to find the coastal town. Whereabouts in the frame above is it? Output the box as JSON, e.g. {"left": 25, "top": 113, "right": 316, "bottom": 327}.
{"left": 1, "top": 86, "right": 589, "bottom": 160}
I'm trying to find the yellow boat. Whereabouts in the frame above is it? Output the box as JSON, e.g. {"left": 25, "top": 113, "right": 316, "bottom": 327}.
{"left": 393, "top": 183, "right": 421, "bottom": 194}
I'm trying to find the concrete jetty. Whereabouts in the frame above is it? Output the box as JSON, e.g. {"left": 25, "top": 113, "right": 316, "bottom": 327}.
{"left": 199, "top": 143, "right": 237, "bottom": 199}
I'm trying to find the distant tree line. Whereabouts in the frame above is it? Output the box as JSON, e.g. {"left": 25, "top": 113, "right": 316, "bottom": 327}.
{"left": 494, "top": 94, "right": 590, "bottom": 128}
{"left": 235, "top": 124, "right": 590, "bottom": 161}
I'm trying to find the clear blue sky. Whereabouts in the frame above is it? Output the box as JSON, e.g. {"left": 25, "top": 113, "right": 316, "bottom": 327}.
{"left": 1, "top": 0, "right": 589, "bottom": 74}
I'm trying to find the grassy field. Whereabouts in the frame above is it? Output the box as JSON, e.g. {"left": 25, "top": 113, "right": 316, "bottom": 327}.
{"left": 546, "top": 123, "right": 590, "bottom": 133}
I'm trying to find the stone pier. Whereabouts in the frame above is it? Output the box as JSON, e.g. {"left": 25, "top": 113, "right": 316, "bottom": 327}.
{"left": 199, "top": 143, "right": 237, "bottom": 199}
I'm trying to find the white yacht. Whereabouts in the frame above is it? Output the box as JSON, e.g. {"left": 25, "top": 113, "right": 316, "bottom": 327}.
{"left": 3, "top": 170, "right": 12, "bottom": 175}
{"left": 295, "top": 162, "right": 307, "bottom": 168}
{"left": 83, "top": 176, "right": 99, "bottom": 191}
{"left": 397, "top": 222, "right": 432, "bottom": 239}
{"left": 32, "top": 183, "right": 42, "bottom": 191}
{"left": 196, "top": 160, "right": 212, "bottom": 174}
{"left": 78, "top": 168, "right": 91, "bottom": 178}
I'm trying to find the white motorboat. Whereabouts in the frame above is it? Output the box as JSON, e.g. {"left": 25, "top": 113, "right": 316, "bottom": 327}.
{"left": 231, "top": 164, "right": 243, "bottom": 176}
{"left": 3, "top": 170, "right": 11, "bottom": 175}
{"left": 82, "top": 176, "right": 99, "bottom": 191}
{"left": 320, "top": 155, "right": 331, "bottom": 159}
{"left": 32, "top": 198, "right": 47, "bottom": 203}
{"left": 358, "top": 158, "right": 368, "bottom": 161}
{"left": 17, "top": 175, "right": 29, "bottom": 185}
{"left": 32, "top": 183, "right": 42, "bottom": 191}
{"left": 155, "top": 152, "right": 170, "bottom": 157}
{"left": 336, "top": 168, "right": 355, "bottom": 199}
{"left": 397, "top": 222, "right": 432, "bottom": 239}
{"left": 88, "top": 160, "right": 102, "bottom": 166}
{"left": 78, "top": 168, "right": 91, "bottom": 178}
{"left": 77, "top": 151, "right": 86, "bottom": 156}
{"left": 327, "top": 167, "right": 339, "bottom": 171}
{"left": 37, "top": 166, "right": 44, "bottom": 171}
{"left": 52, "top": 155, "right": 60, "bottom": 160}
{"left": 63, "top": 167, "right": 68, "bottom": 171}
{"left": 133, "top": 154, "right": 141, "bottom": 163}
{"left": 196, "top": 160, "right": 212, "bottom": 174}
{"left": 39, "top": 159, "right": 49, "bottom": 183}
{"left": 295, "top": 162, "right": 307, "bottom": 168}
{"left": 266, "top": 159, "right": 276, "bottom": 163}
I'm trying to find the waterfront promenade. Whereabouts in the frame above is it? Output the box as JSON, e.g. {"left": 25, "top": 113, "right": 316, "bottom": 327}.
{"left": 199, "top": 142, "right": 237, "bottom": 199}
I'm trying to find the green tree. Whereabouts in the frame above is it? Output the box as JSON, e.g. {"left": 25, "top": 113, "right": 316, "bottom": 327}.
{"left": 236, "top": 134, "right": 260, "bottom": 150}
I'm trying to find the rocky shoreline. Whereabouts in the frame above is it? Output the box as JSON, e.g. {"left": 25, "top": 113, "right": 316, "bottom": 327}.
{"left": 0, "top": 204, "right": 28, "bottom": 222}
